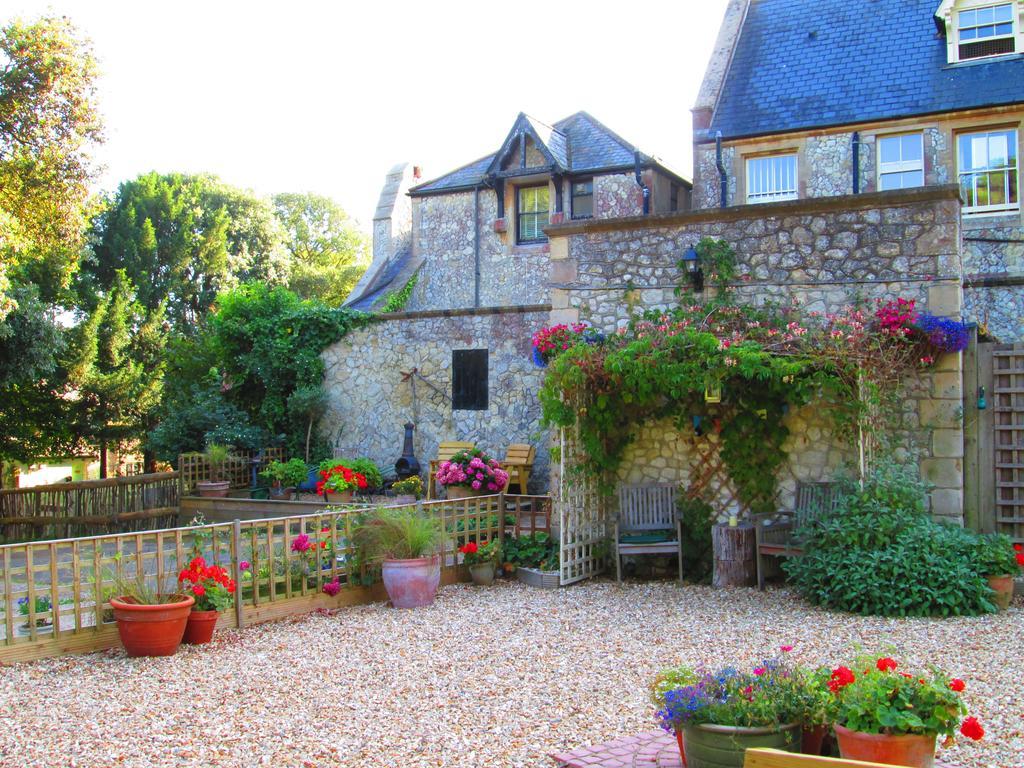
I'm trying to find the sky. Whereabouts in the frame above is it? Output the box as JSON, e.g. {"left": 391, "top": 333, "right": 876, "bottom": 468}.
{"left": 6, "top": 0, "right": 730, "bottom": 230}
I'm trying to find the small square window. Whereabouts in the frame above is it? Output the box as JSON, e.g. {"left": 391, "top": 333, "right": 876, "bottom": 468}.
{"left": 571, "top": 179, "right": 593, "bottom": 219}
{"left": 516, "top": 185, "right": 549, "bottom": 244}
{"left": 746, "top": 154, "right": 798, "bottom": 204}
{"left": 452, "top": 349, "right": 488, "bottom": 410}
{"left": 957, "top": 2, "right": 1016, "bottom": 59}
{"left": 878, "top": 133, "right": 925, "bottom": 191}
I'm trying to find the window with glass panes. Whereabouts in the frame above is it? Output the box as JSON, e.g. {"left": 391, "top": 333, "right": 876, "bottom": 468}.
{"left": 571, "top": 180, "right": 593, "bottom": 219}
{"left": 878, "top": 134, "right": 924, "bottom": 191}
{"left": 958, "top": 129, "right": 1019, "bottom": 213}
{"left": 958, "top": 3, "right": 1016, "bottom": 60}
{"left": 517, "top": 185, "right": 549, "bottom": 243}
{"left": 746, "top": 154, "right": 798, "bottom": 203}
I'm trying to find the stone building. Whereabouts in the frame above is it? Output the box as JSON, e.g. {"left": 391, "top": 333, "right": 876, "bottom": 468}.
{"left": 326, "top": 113, "right": 688, "bottom": 490}
{"left": 692, "top": 0, "right": 1024, "bottom": 341}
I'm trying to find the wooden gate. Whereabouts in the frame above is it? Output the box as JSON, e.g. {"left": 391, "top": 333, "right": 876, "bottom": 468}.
{"left": 557, "top": 425, "right": 609, "bottom": 585}
{"left": 966, "top": 338, "right": 1024, "bottom": 543}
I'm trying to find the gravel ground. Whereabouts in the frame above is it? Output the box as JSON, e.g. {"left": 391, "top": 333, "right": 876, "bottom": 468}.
{"left": 0, "top": 581, "right": 1020, "bottom": 768}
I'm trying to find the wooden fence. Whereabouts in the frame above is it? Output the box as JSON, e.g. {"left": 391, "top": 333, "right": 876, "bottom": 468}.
{"left": 177, "top": 448, "right": 285, "bottom": 494}
{"left": 0, "top": 473, "right": 180, "bottom": 543}
{"left": 0, "top": 493, "right": 552, "bottom": 664}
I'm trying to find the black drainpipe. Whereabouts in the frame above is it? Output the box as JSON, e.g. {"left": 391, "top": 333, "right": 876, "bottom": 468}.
{"left": 634, "top": 150, "right": 651, "bottom": 215}
{"left": 473, "top": 182, "right": 481, "bottom": 308}
{"left": 852, "top": 131, "right": 861, "bottom": 194}
{"left": 715, "top": 131, "right": 728, "bottom": 208}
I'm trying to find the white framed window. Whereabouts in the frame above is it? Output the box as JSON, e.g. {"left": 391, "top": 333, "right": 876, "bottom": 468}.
{"left": 957, "top": 128, "right": 1019, "bottom": 214}
{"left": 878, "top": 133, "right": 925, "bottom": 191}
{"left": 957, "top": 3, "right": 1016, "bottom": 59}
{"left": 746, "top": 154, "right": 798, "bottom": 204}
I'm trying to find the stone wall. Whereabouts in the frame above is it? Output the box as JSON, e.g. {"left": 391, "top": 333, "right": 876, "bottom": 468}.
{"left": 594, "top": 173, "right": 644, "bottom": 219}
{"left": 321, "top": 307, "right": 551, "bottom": 493}
{"left": 547, "top": 186, "right": 966, "bottom": 521}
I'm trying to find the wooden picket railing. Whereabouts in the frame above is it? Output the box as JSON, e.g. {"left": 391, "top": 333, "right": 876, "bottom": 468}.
{"left": 0, "top": 493, "right": 551, "bottom": 664}
{"left": 177, "top": 448, "right": 286, "bottom": 494}
{"left": 0, "top": 473, "right": 181, "bottom": 543}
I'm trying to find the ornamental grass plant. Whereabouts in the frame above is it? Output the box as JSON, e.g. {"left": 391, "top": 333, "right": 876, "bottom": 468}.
{"left": 352, "top": 506, "right": 444, "bottom": 561}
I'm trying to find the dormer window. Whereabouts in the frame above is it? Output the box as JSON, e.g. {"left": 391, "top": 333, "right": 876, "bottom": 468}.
{"left": 937, "top": 0, "right": 1022, "bottom": 63}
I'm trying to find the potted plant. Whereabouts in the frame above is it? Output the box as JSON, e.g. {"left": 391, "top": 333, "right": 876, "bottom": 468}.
{"left": 829, "top": 655, "right": 983, "bottom": 767}
{"left": 459, "top": 539, "right": 500, "bottom": 586}
{"left": 352, "top": 506, "right": 444, "bottom": 608}
{"left": 652, "top": 659, "right": 802, "bottom": 768}
{"left": 108, "top": 575, "right": 194, "bottom": 657}
{"left": 316, "top": 461, "right": 368, "bottom": 503}
{"left": 435, "top": 447, "right": 509, "bottom": 499}
{"left": 176, "top": 556, "right": 237, "bottom": 645}
{"left": 506, "top": 532, "right": 560, "bottom": 588}
{"left": 260, "top": 458, "right": 309, "bottom": 501}
{"left": 196, "top": 443, "right": 231, "bottom": 498}
{"left": 391, "top": 475, "right": 423, "bottom": 505}
{"left": 16, "top": 596, "right": 54, "bottom": 635}
{"left": 973, "top": 533, "right": 1023, "bottom": 611}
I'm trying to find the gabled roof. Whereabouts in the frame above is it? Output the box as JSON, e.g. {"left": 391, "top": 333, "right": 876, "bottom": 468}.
{"left": 410, "top": 111, "right": 689, "bottom": 195}
{"left": 706, "top": 0, "right": 1024, "bottom": 142}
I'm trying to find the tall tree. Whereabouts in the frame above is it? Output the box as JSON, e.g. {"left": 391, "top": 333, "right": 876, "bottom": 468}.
{"left": 80, "top": 173, "right": 287, "bottom": 332}
{"left": 0, "top": 16, "right": 103, "bottom": 314}
{"left": 272, "top": 192, "right": 369, "bottom": 306}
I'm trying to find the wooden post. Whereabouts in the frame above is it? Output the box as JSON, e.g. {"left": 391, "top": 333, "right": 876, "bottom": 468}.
{"left": 712, "top": 522, "right": 755, "bottom": 588}
{"left": 232, "top": 519, "right": 244, "bottom": 629}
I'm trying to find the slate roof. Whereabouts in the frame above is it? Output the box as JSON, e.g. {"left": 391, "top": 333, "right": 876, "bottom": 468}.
{"left": 410, "top": 111, "right": 687, "bottom": 195}
{"left": 708, "top": 0, "right": 1024, "bottom": 141}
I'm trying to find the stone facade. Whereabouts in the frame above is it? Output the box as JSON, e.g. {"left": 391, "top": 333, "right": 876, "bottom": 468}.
{"left": 321, "top": 307, "right": 551, "bottom": 492}
{"left": 547, "top": 186, "right": 966, "bottom": 521}
{"left": 594, "top": 173, "right": 644, "bottom": 219}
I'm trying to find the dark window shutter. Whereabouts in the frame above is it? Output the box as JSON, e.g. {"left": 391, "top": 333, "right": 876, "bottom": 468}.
{"left": 452, "top": 349, "right": 489, "bottom": 410}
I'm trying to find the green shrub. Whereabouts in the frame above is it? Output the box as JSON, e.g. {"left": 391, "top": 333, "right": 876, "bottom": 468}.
{"left": 503, "top": 532, "right": 559, "bottom": 571}
{"left": 677, "top": 494, "right": 715, "bottom": 583}
{"left": 784, "top": 466, "right": 996, "bottom": 617}
{"left": 972, "top": 532, "right": 1021, "bottom": 576}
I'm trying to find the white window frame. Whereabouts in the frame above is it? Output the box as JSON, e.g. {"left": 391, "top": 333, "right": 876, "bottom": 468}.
{"left": 745, "top": 153, "right": 798, "bottom": 204}
{"left": 936, "top": 0, "right": 1023, "bottom": 63}
{"left": 877, "top": 133, "right": 925, "bottom": 191}
{"left": 957, "top": 127, "right": 1020, "bottom": 215}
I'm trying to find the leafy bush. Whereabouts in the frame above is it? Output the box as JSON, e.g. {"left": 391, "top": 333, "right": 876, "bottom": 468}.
{"left": 260, "top": 458, "right": 309, "bottom": 488}
{"left": 502, "top": 532, "right": 559, "bottom": 571}
{"left": 972, "top": 532, "right": 1021, "bottom": 576}
{"left": 677, "top": 494, "right": 715, "bottom": 583}
{"left": 784, "top": 466, "right": 996, "bottom": 617}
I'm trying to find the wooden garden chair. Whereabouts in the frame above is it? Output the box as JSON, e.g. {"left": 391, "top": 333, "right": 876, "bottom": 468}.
{"left": 614, "top": 483, "right": 682, "bottom": 583}
{"left": 744, "top": 748, "right": 914, "bottom": 767}
{"left": 753, "top": 481, "right": 838, "bottom": 589}
{"left": 426, "top": 441, "right": 476, "bottom": 499}
{"left": 503, "top": 443, "right": 536, "bottom": 494}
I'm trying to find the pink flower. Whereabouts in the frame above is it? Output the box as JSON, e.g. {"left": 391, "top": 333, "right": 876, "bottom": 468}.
{"left": 322, "top": 578, "right": 341, "bottom": 597}
{"left": 753, "top": 667, "right": 766, "bottom": 676}
{"left": 239, "top": 561, "right": 251, "bottom": 571}
{"left": 780, "top": 645, "right": 793, "bottom": 652}
{"left": 471, "top": 480, "right": 482, "bottom": 490}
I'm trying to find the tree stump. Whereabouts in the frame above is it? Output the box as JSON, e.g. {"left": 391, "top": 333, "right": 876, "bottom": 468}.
{"left": 712, "top": 523, "right": 755, "bottom": 588}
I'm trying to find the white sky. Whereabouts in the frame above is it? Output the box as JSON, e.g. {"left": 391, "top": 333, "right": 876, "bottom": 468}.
{"left": 5, "top": 0, "right": 729, "bottom": 229}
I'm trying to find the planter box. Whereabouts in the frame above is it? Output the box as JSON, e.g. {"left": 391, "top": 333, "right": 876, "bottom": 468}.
{"left": 516, "top": 567, "right": 560, "bottom": 589}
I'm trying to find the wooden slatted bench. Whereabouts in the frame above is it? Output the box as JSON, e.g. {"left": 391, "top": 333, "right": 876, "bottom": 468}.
{"left": 615, "top": 483, "right": 682, "bottom": 583}
{"left": 753, "top": 481, "right": 838, "bottom": 589}
{"left": 503, "top": 443, "right": 536, "bottom": 494}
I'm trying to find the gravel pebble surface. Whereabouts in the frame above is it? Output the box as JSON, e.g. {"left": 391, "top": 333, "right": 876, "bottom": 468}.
{"left": 0, "top": 581, "right": 1021, "bottom": 768}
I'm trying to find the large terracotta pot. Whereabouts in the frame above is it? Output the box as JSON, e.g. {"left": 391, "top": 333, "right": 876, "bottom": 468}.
{"left": 445, "top": 485, "right": 482, "bottom": 500}
{"left": 182, "top": 609, "right": 220, "bottom": 645}
{"left": 197, "top": 480, "right": 230, "bottom": 498}
{"left": 987, "top": 574, "right": 1014, "bottom": 611}
{"left": 469, "top": 562, "right": 495, "bottom": 586}
{"left": 683, "top": 723, "right": 799, "bottom": 768}
{"left": 110, "top": 594, "right": 194, "bottom": 657}
{"left": 381, "top": 555, "right": 441, "bottom": 608}
{"left": 834, "top": 724, "right": 937, "bottom": 768}
{"left": 325, "top": 489, "right": 354, "bottom": 504}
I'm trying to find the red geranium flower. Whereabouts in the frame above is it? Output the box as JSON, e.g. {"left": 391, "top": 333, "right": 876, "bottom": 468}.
{"left": 828, "top": 666, "right": 856, "bottom": 692}
{"left": 192, "top": 584, "right": 206, "bottom": 597}
{"left": 949, "top": 679, "right": 966, "bottom": 692}
{"left": 960, "top": 717, "right": 984, "bottom": 741}
{"left": 876, "top": 657, "right": 897, "bottom": 672}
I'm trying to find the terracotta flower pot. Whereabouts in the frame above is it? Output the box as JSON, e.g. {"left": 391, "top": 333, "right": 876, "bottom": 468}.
{"left": 834, "top": 724, "right": 937, "bottom": 768}
{"left": 683, "top": 723, "right": 799, "bottom": 768}
{"left": 325, "top": 489, "right": 354, "bottom": 504}
{"left": 182, "top": 609, "right": 220, "bottom": 645}
{"left": 801, "top": 725, "right": 828, "bottom": 756}
{"left": 987, "top": 574, "right": 1014, "bottom": 611}
{"left": 444, "top": 485, "right": 483, "bottom": 500}
{"left": 269, "top": 484, "right": 293, "bottom": 501}
{"left": 197, "top": 480, "right": 230, "bottom": 498}
{"left": 469, "top": 562, "right": 495, "bottom": 586}
{"left": 381, "top": 555, "right": 441, "bottom": 608}
{"left": 110, "top": 593, "right": 194, "bottom": 657}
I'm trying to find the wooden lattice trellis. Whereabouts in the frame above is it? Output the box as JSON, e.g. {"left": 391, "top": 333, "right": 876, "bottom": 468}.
{"left": 557, "top": 413, "right": 610, "bottom": 585}
{"left": 682, "top": 430, "right": 744, "bottom": 520}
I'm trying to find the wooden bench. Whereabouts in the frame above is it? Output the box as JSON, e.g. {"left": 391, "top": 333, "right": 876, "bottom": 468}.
{"left": 503, "top": 443, "right": 536, "bottom": 494}
{"left": 753, "top": 481, "right": 838, "bottom": 590}
{"left": 426, "top": 441, "right": 476, "bottom": 500}
{"left": 615, "top": 483, "right": 682, "bottom": 583}
{"left": 744, "top": 748, "right": 913, "bottom": 767}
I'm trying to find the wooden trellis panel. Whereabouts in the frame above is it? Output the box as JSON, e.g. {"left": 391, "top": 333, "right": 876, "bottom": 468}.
{"left": 177, "top": 448, "right": 285, "bottom": 493}
{"left": 558, "top": 425, "right": 609, "bottom": 585}
{"left": 994, "top": 344, "right": 1024, "bottom": 544}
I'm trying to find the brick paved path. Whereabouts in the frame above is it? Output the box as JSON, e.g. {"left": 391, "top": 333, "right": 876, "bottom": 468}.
{"left": 550, "top": 731, "right": 681, "bottom": 768}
